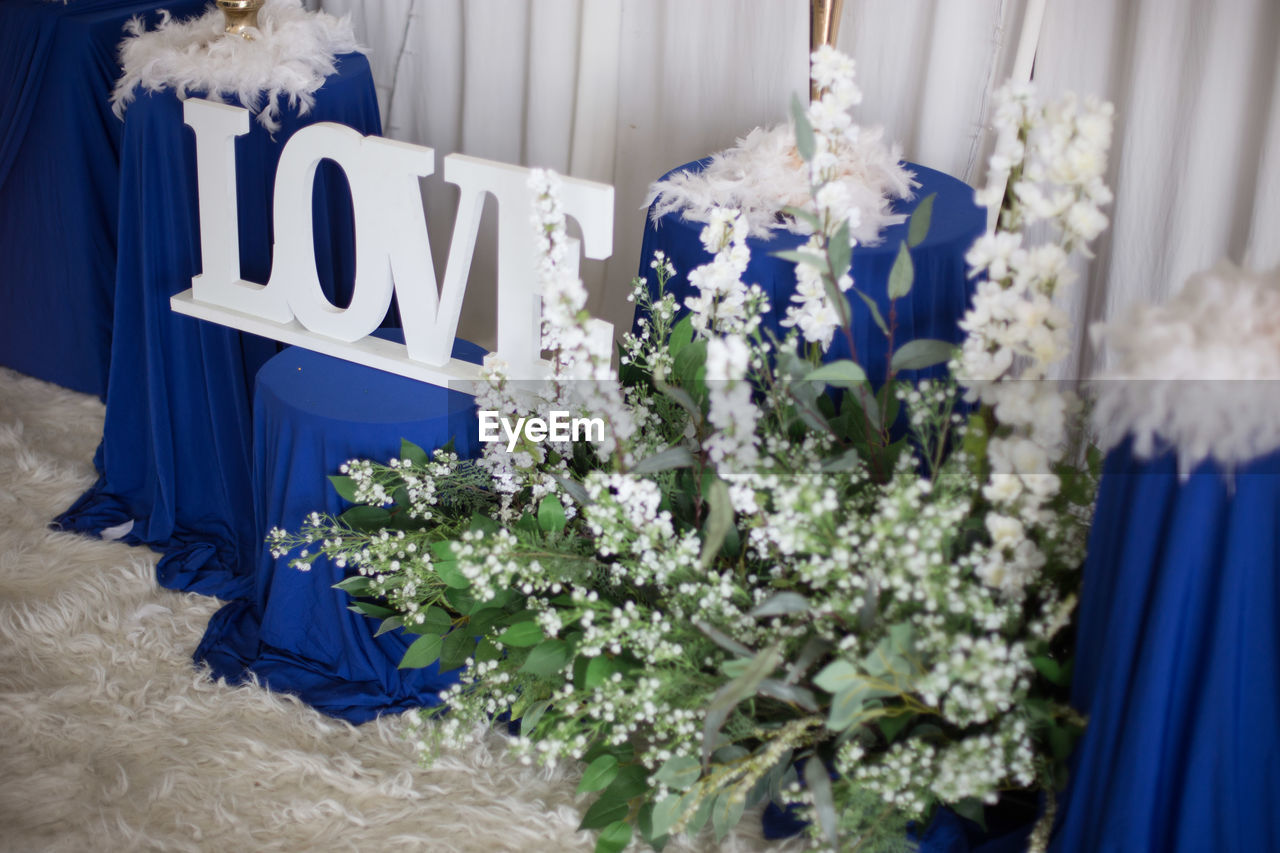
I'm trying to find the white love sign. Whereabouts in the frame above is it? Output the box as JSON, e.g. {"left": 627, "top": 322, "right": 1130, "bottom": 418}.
{"left": 170, "top": 98, "right": 616, "bottom": 386}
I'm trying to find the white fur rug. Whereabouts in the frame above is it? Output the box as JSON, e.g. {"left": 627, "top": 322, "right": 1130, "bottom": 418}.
{"left": 0, "top": 367, "right": 791, "bottom": 852}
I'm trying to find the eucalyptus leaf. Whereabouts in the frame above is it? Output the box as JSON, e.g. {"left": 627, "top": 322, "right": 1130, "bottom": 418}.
{"left": 782, "top": 205, "right": 823, "bottom": 232}
{"left": 890, "top": 338, "right": 955, "bottom": 372}
{"left": 804, "top": 759, "right": 840, "bottom": 847}
{"left": 907, "top": 192, "right": 937, "bottom": 248}
{"left": 399, "top": 634, "right": 442, "bottom": 670}
{"left": 551, "top": 474, "right": 590, "bottom": 508}
{"left": 756, "top": 678, "right": 819, "bottom": 712}
{"left": 888, "top": 241, "right": 915, "bottom": 300}
{"left": 578, "top": 754, "right": 620, "bottom": 794}
{"left": 772, "top": 249, "right": 828, "bottom": 270}
{"left": 692, "top": 619, "right": 755, "bottom": 659}
{"left": 699, "top": 478, "right": 733, "bottom": 569}
{"left": 655, "top": 755, "right": 701, "bottom": 791}
{"left": 520, "top": 699, "right": 551, "bottom": 735}
{"left": 829, "top": 221, "right": 852, "bottom": 279}
{"left": 632, "top": 445, "right": 697, "bottom": 475}
{"left": 749, "top": 592, "right": 811, "bottom": 618}
{"left": 790, "top": 94, "right": 815, "bottom": 162}
{"left": 804, "top": 360, "right": 867, "bottom": 388}
{"left": 650, "top": 793, "right": 690, "bottom": 839}
{"left": 712, "top": 790, "right": 747, "bottom": 842}
{"left": 702, "top": 644, "right": 782, "bottom": 764}
{"left": 821, "top": 447, "right": 864, "bottom": 472}
{"left": 854, "top": 289, "right": 890, "bottom": 337}
{"left": 813, "top": 659, "right": 859, "bottom": 694}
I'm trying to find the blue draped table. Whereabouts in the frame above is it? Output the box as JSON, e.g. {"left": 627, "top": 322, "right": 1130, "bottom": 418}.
{"left": 55, "top": 54, "right": 379, "bottom": 602}
{"left": 196, "top": 338, "right": 484, "bottom": 723}
{"left": 0, "top": 0, "right": 205, "bottom": 397}
{"left": 1053, "top": 438, "right": 1280, "bottom": 851}
{"left": 637, "top": 161, "right": 984, "bottom": 381}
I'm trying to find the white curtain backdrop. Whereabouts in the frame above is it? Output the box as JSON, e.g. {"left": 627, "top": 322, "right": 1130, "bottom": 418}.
{"left": 318, "top": 0, "right": 1278, "bottom": 378}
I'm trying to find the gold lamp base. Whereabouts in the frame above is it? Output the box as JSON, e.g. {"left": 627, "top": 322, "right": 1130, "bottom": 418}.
{"left": 809, "top": 0, "right": 845, "bottom": 100}
{"left": 218, "top": 0, "right": 265, "bottom": 39}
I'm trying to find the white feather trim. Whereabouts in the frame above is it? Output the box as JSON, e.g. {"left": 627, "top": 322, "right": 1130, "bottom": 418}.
{"left": 645, "top": 123, "right": 915, "bottom": 243}
{"left": 111, "top": 0, "right": 362, "bottom": 132}
{"left": 1090, "top": 262, "right": 1280, "bottom": 473}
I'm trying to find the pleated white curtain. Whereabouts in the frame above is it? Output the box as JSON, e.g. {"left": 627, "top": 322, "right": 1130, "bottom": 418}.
{"left": 318, "top": 0, "right": 1278, "bottom": 378}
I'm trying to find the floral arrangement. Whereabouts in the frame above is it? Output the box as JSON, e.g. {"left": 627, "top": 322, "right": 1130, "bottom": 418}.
{"left": 270, "top": 47, "right": 1113, "bottom": 852}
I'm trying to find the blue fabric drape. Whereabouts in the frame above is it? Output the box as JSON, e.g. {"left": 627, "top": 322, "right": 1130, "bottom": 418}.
{"left": 1052, "top": 438, "right": 1280, "bottom": 852}
{"left": 636, "top": 162, "right": 984, "bottom": 383}
{"left": 196, "top": 338, "right": 484, "bottom": 723}
{"left": 54, "top": 55, "right": 380, "bottom": 602}
{"left": 0, "top": 0, "right": 205, "bottom": 397}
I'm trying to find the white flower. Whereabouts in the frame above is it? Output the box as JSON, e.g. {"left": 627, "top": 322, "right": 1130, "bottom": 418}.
{"left": 706, "top": 335, "right": 751, "bottom": 382}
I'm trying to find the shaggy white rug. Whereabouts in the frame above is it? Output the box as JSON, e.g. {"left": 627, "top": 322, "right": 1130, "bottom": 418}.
{"left": 0, "top": 367, "right": 793, "bottom": 852}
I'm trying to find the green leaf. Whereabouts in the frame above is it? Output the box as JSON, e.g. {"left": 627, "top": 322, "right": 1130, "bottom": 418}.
{"left": 693, "top": 619, "right": 755, "bottom": 658}
{"left": 702, "top": 644, "right": 782, "bottom": 764}
{"left": 632, "top": 445, "right": 697, "bottom": 475}
{"left": 749, "top": 592, "right": 811, "bottom": 618}
{"left": 700, "top": 477, "right": 734, "bottom": 570}
{"left": 374, "top": 616, "right": 403, "bottom": 637}
{"left": 813, "top": 659, "right": 859, "bottom": 694}
{"left": 804, "top": 360, "right": 867, "bottom": 389}
{"left": 673, "top": 339, "right": 707, "bottom": 387}
{"left": 520, "top": 639, "right": 569, "bottom": 678}
{"left": 790, "top": 94, "right": 815, "bottom": 162}
{"left": 434, "top": 560, "right": 469, "bottom": 589}
{"left": 888, "top": 241, "right": 914, "bottom": 300}
{"left": 579, "top": 793, "right": 629, "bottom": 831}
{"left": 782, "top": 205, "right": 823, "bottom": 232}
{"left": 595, "top": 820, "right": 632, "bottom": 853}
{"left": 439, "top": 628, "right": 476, "bottom": 671}
{"left": 907, "top": 192, "right": 937, "bottom": 248}
{"left": 328, "top": 474, "right": 359, "bottom": 503}
{"left": 756, "top": 679, "right": 819, "bottom": 711}
{"left": 712, "top": 791, "right": 747, "bottom": 842}
{"left": 854, "top": 289, "right": 890, "bottom": 337}
{"left": 551, "top": 474, "right": 590, "bottom": 508}
{"left": 829, "top": 681, "right": 897, "bottom": 730}
{"left": 400, "top": 438, "right": 430, "bottom": 467}
{"left": 772, "top": 248, "right": 827, "bottom": 269}
{"left": 474, "top": 638, "right": 502, "bottom": 663}
{"left": 537, "top": 495, "right": 567, "bottom": 534}
{"left": 520, "top": 699, "right": 550, "bottom": 734}
{"left": 497, "top": 622, "right": 545, "bottom": 648}
{"left": 649, "top": 793, "right": 689, "bottom": 839}
{"left": 604, "top": 763, "right": 649, "bottom": 801}
{"left": 878, "top": 712, "right": 913, "bottom": 743}
{"left": 655, "top": 755, "right": 701, "bottom": 791}
{"left": 668, "top": 314, "right": 694, "bottom": 356}
{"left": 821, "top": 447, "right": 864, "bottom": 472}
{"left": 829, "top": 220, "right": 852, "bottom": 279}
{"left": 399, "top": 634, "right": 442, "bottom": 669}
{"left": 1033, "top": 655, "right": 1073, "bottom": 687}
{"left": 339, "top": 505, "right": 391, "bottom": 532}
{"left": 805, "top": 759, "right": 839, "bottom": 847}
{"left": 578, "top": 754, "right": 620, "bottom": 794}
{"left": 891, "top": 338, "right": 955, "bottom": 372}
{"left": 584, "top": 655, "right": 619, "bottom": 689}
{"left": 953, "top": 797, "right": 987, "bottom": 830}
{"left": 412, "top": 605, "right": 452, "bottom": 636}
{"left": 333, "top": 575, "right": 374, "bottom": 596}
{"left": 348, "top": 601, "right": 397, "bottom": 620}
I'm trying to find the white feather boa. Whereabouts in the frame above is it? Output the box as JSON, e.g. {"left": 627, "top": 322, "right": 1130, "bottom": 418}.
{"left": 645, "top": 123, "right": 915, "bottom": 243}
{"left": 1091, "top": 262, "right": 1280, "bottom": 473}
{"left": 111, "top": 0, "right": 362, "bottom": 131}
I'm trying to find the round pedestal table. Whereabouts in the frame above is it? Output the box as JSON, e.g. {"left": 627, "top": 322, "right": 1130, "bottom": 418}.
{"left": 196, "top": 337, "right": 485, "bottom": 723}
{"left": 636, "top": 161, "right": 985, "bottom": 383}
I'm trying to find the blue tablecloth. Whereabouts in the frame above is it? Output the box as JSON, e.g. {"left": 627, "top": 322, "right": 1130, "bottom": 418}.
{"left": 55, "top": 53, "right": 380, "bottom": 601}
{"left": 637, "top": 161, "right": 984, "bottom": 382}
{"left": 0, "top": 0, "right": 205, "bottom": 397}
{"left": 196, "top": 337, "right": 484, "bottom": 723}
{"left": 1053, "top": 438, "right": 1280, "bottom": 851}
